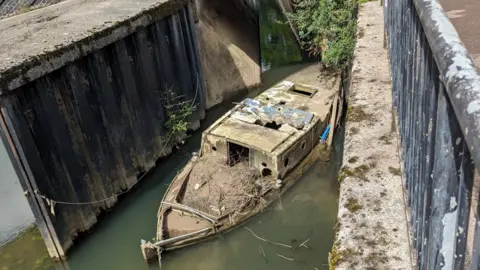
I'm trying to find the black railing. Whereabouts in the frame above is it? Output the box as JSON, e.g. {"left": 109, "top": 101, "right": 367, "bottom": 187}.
{"left": 385, "top": 0, "right": 480, "bottom": 269}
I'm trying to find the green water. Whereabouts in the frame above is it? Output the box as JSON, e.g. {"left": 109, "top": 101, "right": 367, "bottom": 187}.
{"left": 259, "top": 0, "right": 309, "bottom": 71}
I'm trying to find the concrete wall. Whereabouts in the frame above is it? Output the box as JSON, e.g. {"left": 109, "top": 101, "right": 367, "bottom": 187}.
{"left": 195, "top": 0, "right": 261, "bottom": 109}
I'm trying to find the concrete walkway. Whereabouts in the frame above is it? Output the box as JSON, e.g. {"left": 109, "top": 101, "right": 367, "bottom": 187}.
{"left": 441, "top": 0, "right": 480, "bottom": 66}
{"left": 331, "top": 1, "right": 413, "bottom": 269}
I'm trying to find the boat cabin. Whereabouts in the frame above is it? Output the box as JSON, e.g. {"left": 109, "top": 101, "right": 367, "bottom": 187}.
{"left": 200, "top": 81, "right": 332, "bottom": 180}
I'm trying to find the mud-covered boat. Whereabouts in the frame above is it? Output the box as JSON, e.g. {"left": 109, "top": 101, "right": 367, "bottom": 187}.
{"left": 141, "top": 80, "right": 342, "bottom": 264}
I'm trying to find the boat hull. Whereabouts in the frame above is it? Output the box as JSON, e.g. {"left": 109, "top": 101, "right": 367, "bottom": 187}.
{"left": 147, "top": 142, "right": 330, "bottom": 260}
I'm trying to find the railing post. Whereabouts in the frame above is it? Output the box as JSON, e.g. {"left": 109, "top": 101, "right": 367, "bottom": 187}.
{"left": 385, "top": 0, "right": 480, "bottom": 268}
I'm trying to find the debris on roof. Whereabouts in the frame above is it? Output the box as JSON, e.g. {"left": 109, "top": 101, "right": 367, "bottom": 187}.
{"left": 231, "top": 98, "right": 314, "bottom": 130}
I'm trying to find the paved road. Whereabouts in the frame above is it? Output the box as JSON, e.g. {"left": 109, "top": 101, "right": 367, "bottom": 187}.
{"left": 440, "top": 0, "right": 480, "bottom": 66}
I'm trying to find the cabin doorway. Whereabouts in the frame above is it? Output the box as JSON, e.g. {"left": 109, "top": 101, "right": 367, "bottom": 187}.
{"left": 227, "top": 142, "right": 249, "bottom": 166}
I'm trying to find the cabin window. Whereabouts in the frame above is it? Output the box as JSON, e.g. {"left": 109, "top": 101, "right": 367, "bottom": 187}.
{"left": 228, "top": 142, "right": 249, "bottom": 166}
{"left": 288, "top": 85, "right": 316, "bottom": 97}
{"left": 261, "top": 168, "right": 272, "bottom": 177}
{"left": 261, "top": 162, "right": 267, "bottom": 167}
{"left": 212, "top": 146, "right": 217, "bottom": 151}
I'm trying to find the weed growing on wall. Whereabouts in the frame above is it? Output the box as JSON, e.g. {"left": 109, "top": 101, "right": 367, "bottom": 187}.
{"left": 287, "top": 0, "right": 357, "bottom": 71}
{"left": 163, "top": 88, "right": 196, "bottom": 135}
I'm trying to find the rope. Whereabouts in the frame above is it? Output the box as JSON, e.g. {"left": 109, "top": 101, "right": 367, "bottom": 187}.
{"left": 34, "top": 77, "right": 200, "bottom": 207}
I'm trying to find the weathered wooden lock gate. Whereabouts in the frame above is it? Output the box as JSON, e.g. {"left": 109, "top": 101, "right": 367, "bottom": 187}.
{"left": 0, "top": 1, "right": 205, "bottom": 259}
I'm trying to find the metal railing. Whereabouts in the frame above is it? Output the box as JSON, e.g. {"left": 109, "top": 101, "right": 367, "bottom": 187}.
{"left": 0, "top": 0, "right": 64, "bottom": 19}
{"left": 385, "top": 0, "right": 480, "bottom": 268}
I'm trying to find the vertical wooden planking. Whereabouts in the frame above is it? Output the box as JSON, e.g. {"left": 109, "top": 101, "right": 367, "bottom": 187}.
{"left": 169, "top": 12, "right": 194, "bottom": 102}
{"left": 106, "top": 43, "right": 141, "bottom": 187}
{"left": 64, "top": 60, "right": 120, "bottom": 206}
{"left": 0, "top": 96, "right": 66, "bottom": 259}
{"left": 34, "top": 75, "right": 93, "bottom": 241}
{"left": 122, "top": 33, "right": 156, "bottom": 166}
{"left": 113, "top": 39, "right": 150, "bottom": 172}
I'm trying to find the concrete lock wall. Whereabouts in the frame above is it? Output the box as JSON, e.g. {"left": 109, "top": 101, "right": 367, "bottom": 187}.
{"left": 195, "top": 0, "right": 261, "bottom": 109}
{"left": 0, "top": 0, "right": 260, "bottom": 259}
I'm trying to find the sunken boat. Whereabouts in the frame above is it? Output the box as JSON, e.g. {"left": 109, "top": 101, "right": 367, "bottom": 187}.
{"left": 141, "top": 79, "right": 343, "bottom": 264}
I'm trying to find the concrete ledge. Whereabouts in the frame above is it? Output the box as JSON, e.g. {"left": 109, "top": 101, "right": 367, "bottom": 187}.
{"left": 0, "top": 0, "right": 189, "bottom": 93}
{"left": 330, "top": 1, "right": 413, "bottom": 269}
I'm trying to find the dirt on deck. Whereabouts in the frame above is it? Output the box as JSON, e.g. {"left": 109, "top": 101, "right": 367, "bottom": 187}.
{"left": 180, "top": 155, "right": 275, "bottom": 217}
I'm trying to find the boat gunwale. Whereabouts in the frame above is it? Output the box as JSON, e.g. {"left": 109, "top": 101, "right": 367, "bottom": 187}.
{"left": 156, "top": 139, "right": 330, "bottom": 251}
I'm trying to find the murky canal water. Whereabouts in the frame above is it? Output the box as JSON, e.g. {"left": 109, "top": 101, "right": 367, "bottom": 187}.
{"left": 0, "top": 1, "right": 340, "bottom": 269}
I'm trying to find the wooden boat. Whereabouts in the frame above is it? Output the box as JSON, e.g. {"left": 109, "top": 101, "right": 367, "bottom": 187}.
{"left": 141, "top": 80, "right": 342, "bottom": 264}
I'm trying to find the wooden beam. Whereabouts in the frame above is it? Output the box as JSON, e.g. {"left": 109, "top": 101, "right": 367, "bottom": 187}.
{"left": 161, "top": 201, "right": 218, "bottom": 223}
{"left": 327, "top": 94, "right": 339, "bottom": 146}
{"left": 153, "top": 227, "right": 212, "bottom": 247}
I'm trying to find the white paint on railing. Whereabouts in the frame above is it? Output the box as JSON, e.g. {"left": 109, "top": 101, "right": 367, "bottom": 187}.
{"left": 440, "top": 196, "right": 458, "bottom": 270}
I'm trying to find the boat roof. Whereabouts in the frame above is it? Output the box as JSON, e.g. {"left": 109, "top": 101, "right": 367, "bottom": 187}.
{"left": 207, "top": 81, "right": 334, "bottom": 153}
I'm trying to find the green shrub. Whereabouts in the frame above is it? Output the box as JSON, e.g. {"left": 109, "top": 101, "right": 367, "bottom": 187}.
{"left": 287, "top": 0, "right": 358, "bottom": 71}
{"left": 163, "top": 89, "right": 196, "bottom": 134}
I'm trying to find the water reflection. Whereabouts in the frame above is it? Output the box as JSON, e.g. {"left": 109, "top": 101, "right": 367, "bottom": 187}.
{"left": 259, "top": 0, "right": 305, "bottom": 71}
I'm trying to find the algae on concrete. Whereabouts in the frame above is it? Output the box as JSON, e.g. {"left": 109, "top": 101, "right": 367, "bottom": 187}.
{"left": 330, "top": 1, "right": 412, "bottom": 269}
{"left": 0, "top": 226, "right": 52, "bottom": 270}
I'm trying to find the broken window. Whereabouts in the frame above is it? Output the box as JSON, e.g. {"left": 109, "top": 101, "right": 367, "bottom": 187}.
{"left": 264, "top": 121, "right": 281, "bottom": 130}
{"left": 227, "top": 142, "right": 249, "bottom": 166}
{"left": 288, "top": 84, "right": 316, "bottom": 97}
{"left": 261, "top": 168, "right": 272, "bottom": 177}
